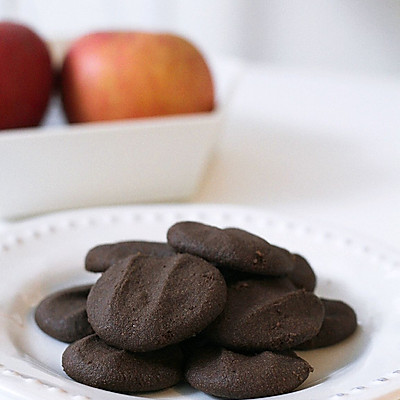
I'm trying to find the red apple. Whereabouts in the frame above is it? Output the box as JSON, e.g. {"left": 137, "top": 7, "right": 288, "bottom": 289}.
{"left": 0, "top": 21, "right": 53, "bottom": 130}
{"left": 61, "top": 31, "right": 215, "bottom": 123}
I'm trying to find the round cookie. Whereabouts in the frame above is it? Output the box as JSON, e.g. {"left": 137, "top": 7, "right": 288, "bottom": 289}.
{"left": 205, "top": 278, "right": 324, "bottom": 352}
{"left": 35, "top": 285, "right": 94, "bottom": 343}
{"left": 296, "top": 298, "right": 357, "bottom": 350}
{"left": 167, "top": 221, "right": 294, "bottom": 276}
{"left": 62, "top": 334, "right": 183, "bottom": 393}
{"left": 185, "top": 345, "right": 312, "bottom": 399}
{"left": 85, "top": 241, "right": 176, "bottom": 272}
{"left": 87, "top": 253, "right": 227, "bottom": 352}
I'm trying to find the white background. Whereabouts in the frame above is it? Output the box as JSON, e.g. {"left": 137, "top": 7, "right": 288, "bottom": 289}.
{"left": 2, "top": 0, "right": 400, "bottom": 76}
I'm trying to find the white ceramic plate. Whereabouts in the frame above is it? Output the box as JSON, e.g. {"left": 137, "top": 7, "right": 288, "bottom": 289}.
{"left": 0, "top": 204, "right": 400, "bottom": 400}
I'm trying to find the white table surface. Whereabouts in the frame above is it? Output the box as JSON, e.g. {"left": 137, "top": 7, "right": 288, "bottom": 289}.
{"left": 194, "top": 59, "right": 400, "bottom": 252}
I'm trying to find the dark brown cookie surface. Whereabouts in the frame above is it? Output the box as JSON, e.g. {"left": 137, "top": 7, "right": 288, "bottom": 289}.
{"left": 167, "top": 221, "right": 294, "bottom": 276}
{"left": 296, "top": 298, "right": 357, "bottom": 349}
{"left": 205, "top": 278, "right": 324, "bottom": 352}
{"left": 62, "top": 334, "right": 183, "bottom": 393}
{"left": 287, "top": 253, "right": 317, "bottom": 292}
{"left": 87, "top": 253, "right": 227, "bottom": 352}
{"left": 35, "top": 284, "right": 94, "bottom": 343}
{"left": 185, "top": 345, "right": 312, "bottom": 399}
{"left": 218, "top": 252, "right": 316, "bottom": 292}
{"left": 85, "top": 241, "right": 176, "bottom": 272}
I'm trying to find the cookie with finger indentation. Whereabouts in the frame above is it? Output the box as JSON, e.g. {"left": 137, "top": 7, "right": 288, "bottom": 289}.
{"left": 86, "top": 253, "right": 227, "bottom": 352}
{"left": 205, "top": 278, "right": 324, "bottom": 352}
{"left": 167, "top": 221, "right": 294, "bottom": 276}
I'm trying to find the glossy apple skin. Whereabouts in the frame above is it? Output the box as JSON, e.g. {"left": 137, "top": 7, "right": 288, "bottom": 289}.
{"left": 0, "top": 22, "right": 53, "bottom": 130}
{"left": 61, "top": 32, "right": 215, "bottom": 123}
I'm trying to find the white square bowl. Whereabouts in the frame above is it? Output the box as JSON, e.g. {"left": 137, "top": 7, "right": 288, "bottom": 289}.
{"left": 0, "top": 56, "right": 240, "bottom": 219}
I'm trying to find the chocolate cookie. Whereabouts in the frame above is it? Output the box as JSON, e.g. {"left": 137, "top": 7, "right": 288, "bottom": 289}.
{"left": 85, "top": 241, "right": 176, "bottom": 272}
{"left": 296, "top": 298, "right": 357, "bottom": 349}
{"left": 167, "top": 221, "right": 294, "bottom": 276}
{"left": 62, "top": 334, "right": 183, "bottom": 393}
{"left": 35, "top": 285, "right": 94, "bottom": 343}
{"left": 217, "top": 252, "right": 316, "bottom": 292}
{"left": 287, "top": 253, "right": 316, "bottom": 292}
{"left": 87, "top": 253, "right": 227, "bottom": 352}
{"left": 185, "top": 345, "right": 312, "bottom": 399}
{"left": 205, "top": 278, "right": 324, "bottom": 352}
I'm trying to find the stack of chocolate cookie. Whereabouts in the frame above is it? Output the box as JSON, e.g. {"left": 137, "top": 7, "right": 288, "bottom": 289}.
{"left": 35, "top": 221, "right": 357, "bottom": 399}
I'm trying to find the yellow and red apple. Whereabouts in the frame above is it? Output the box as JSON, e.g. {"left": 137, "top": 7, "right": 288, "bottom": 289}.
{"left": 61, "top": 31, "right": 215, "bottom": 123}
{"left": 0, "top": 21, "right": 53, "bottom": 130}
